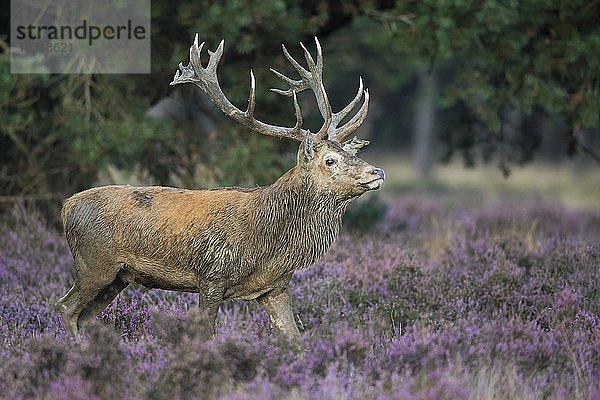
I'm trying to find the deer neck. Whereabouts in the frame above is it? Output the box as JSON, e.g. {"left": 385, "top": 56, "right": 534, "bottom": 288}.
{"left": 259, "top": 166, "right": 350, "bottom": 258}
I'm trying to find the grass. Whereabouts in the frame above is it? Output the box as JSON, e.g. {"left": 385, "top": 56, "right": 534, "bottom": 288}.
{"left": 374, "top": 153, "right": 600, "bottom": 210}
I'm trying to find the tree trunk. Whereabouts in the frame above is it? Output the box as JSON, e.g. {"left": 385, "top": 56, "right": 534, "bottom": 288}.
{"left": 413, "top": 71, "right": 437, "bottom": 181}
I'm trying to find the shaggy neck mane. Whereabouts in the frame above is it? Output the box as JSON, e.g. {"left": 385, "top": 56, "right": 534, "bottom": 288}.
{"left": 252, "top": 165, "right": 350, "bottom": 269}
{"left": 267, "top": 165, "right": 349, "bottom": 212}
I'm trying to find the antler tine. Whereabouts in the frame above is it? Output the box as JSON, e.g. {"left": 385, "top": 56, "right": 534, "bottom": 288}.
{"left": 299, "top": 37, "right": 323, "bottom": 75}
{"left": 330, "top": 89, "right": 370, "bottom": 143}
{"left": 301, "top": 39, "right": 333, "bottom": 133}
{"left": 315, "top": 37, "right": 323, "bottom": 72}
{"left": 281, "top": 44, "right": 311, "bottom": 80}
{"left": 291, "top": 90, "right": 303, "bottom": 133}
{"left": 299, "top": 42, "right": 317, "bottom": 74}
{"left": 246, "top": 69, "right": 256, "bottom": 118}
{"left": 171, "top": 35, "right": 307, "bottom": 142}
{"left": 270, "top": 38, "right": 333, "bottom": 139}
{"left": 327, "top": 77, "right": 369, "bottom": 141}
{"left": 269, "top": 68, "right": 303, "bottom": 96}
{"left": 206, "top": 39, "right": 225, "bottom": 73}
{"left": 268, "top": 44, "right": 311, "bottom": 96}
{"left": 189, "top": 34, "right": 205, "bottom": 76}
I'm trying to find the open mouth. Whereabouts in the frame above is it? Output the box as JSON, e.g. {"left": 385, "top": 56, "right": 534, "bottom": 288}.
{"left": 360, "top": 178, "right": 384, "bottom": 189}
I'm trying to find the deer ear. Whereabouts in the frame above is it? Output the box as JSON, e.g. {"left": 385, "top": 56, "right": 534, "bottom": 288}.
{"left": 300, "top": 134, "right": 316, "bottom": 161}
{"left": 342, "top": 137, "right": 370, "bottom": 155}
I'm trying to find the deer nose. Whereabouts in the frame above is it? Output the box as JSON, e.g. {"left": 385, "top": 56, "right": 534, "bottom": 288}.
{"left": 371, "top": 168, "right": 385, "bottom": 180}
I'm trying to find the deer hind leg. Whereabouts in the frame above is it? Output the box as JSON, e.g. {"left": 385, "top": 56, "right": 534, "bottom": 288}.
{"left": 58, "top": 283, "right": 102, "bottom": 335}
{"left": 77, "top": 277, "right": 128, "bottom": 330}
{"left": 57, "top": 255, "right": 123, "bottom": 335}
{"left": 56, "top": 283, "right": 82, "bottom": 335}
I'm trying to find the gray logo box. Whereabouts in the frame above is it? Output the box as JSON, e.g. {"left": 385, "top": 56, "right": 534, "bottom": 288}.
{"left": 11, "top": 0, "right": 150, "bottom": 74}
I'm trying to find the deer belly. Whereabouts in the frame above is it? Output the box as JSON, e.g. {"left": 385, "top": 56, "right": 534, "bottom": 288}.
{"left": 223, "top": 264, "right": 294, "bottom": 301}
{"left": 224, "top": 284, "right": 272, "bottom": 301}
{"left": 118, "top": 258, "right": 199, "bottom": 292}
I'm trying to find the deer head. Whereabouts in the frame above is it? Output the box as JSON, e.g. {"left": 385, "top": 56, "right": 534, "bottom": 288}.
{"left": 170, "top": 35, "right": 384, "bottom": 200}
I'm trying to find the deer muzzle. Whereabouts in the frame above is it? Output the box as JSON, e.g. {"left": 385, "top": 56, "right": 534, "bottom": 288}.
{"left": 361, "top": 167, "right": 385, "bottom": 190}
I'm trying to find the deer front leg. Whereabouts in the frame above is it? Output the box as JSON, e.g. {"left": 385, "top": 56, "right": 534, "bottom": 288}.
{"left": 257, "top": 288, "right": 300, "bottom": 337}
{"left": 198, "top": 280, "right": 225, "bottom": 336}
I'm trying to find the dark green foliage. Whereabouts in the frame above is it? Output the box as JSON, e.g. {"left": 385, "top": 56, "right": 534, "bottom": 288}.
{"left": 371, "top": 0, "right": 600, "bottom": 171}
{"left": 0, "top": 55, "right": 177, "bottom": 214}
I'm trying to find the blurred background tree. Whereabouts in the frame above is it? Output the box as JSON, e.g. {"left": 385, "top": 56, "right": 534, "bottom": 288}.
{"left": 370, "top": 0, "right": 599, "bottom": 176}
{"left": 0, "top": 0, "right": 598, "bottom": 218}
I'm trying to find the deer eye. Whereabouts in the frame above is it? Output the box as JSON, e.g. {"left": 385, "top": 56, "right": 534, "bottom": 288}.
{"left": 325, "top": 158, "right": 336, "bottom": 167}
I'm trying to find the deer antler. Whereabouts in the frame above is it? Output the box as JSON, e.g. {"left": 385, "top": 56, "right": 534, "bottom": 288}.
{"left": 171, "top": 34, "right": 305, "bottom": 142}
{"left": 270, "top": 37, "right": 369, "bottom": 143}
{"left": 171, "top": 35, "right": 369, "bottom": 144}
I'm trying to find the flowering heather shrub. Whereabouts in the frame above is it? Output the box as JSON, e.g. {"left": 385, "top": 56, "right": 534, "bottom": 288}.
{"left": 0, "top": 198, "right": 598, "bottom": 399}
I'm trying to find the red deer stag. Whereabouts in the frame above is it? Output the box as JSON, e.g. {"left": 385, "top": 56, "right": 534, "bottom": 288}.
{"left": 57, "top": 35, "right": 384, "bottom": 336}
